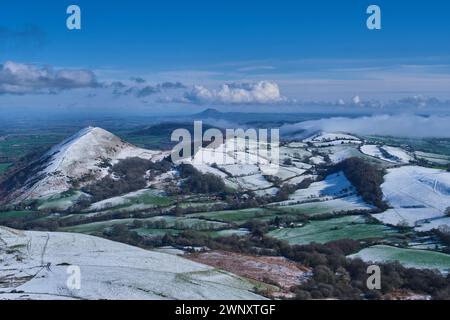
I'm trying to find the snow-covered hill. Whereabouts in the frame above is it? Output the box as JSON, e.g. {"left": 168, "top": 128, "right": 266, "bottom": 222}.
{"left": 0, "top": 226, "right": 264, "bottom": 300}
{"left": 4, "top": 127, "right": 167, "bottom": 203}
{"left": 373, "top": 166, "right": 450, "bottom": 228}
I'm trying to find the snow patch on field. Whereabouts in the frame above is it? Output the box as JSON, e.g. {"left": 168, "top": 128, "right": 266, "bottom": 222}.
{"left": 360, "top": 144, "right": 411, "bottom": 164}
{"left": 381, "top": 146, "right": 413, "bottom": 164}
{"left": 349, "top": 245, "right": 450, "bottom": 273}
{"left": 274, "top": 172, "right": 372, "bottom": 213}
{"left": 416, "top": 217, "right": 450, "bottom": 232}
{"left": 283, "top": 172, "right": 354, "bottom": 203}
{"left": 234, "top": 174, "right": 273, "bottom": 191}
{"left": 220, "top": 164, "right": 260, "bottom": 177}
{"left": 360, "top": 145, "right": 395, "bottom": 163}
{"left": 304, "top": 132, "right": 360, "bottom": 143}
{"left": 0, "top": 227, "right": 265, "bottom": 300}
{"left": 87, "top": 189, "right": 165, "bottom": 211}
{"left": 373, "top": 166, "right": 450, "bottom": 227}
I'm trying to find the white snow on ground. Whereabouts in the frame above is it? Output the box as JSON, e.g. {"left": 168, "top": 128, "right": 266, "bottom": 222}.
{"left": 360, "top": 144, "right": 411, "bottom": 164}
{"left": 373, "top": 166, "right": 450, "bottom": 227}
{"left": 360, "top": 145, "right": 396, "bottom": 163}
{"left": 313, "top": 140, "right": 362, "bottom": 147}
{"left": 220, "top": 164, "right": 260, "bottom": 177}
{"left": 349, "top": 245, "right": 450, "bottom": 273}
{"left": 87, "top": 189, "right": 164, "bottom": 211}
{"left": 309, "top": 156, "right": 326, "bottom": 165}
{"left": 415, "top": 151, "right": 450, "bottom": 165}
{"left": 11, "top": 127, "right": 165, "bottom": 202}
{"left": 234, "top": 174, "right": 273, "bottom": 191}
{"left": 303, "top": 132, "right": 360, "bottom": 143}
{"left": 37, "top": 191, "right": 90, "bottom": 211}
{"left": 287, "top": 142, "right": 307, "bottom": 148}
{"left": 274, "top": 195, "right": 373, "bottom": 213}
{"left": 279, "top": 172, "right": 356, "bottom": 204}
{"left": 148, "top": 170, "right": 177, "bottom": 188}
{"left": 283, "top": 174, "right": 316, "bottom": 186}
{"left": 279, "top": 147, "right": 312, "bottom": 160}
{"left": 291, "top": 161, "right": 313, "bottom": 170}
{"left": 325, "top": 146, "right": 360, "bottom": 164}
{"left": 373, "top": 208, "right": 444, "bottom": 227}
{"left": 416, "top": 217, "right": 450, "bottom": 232}
{"left": 381, "top": 146, "right": 413, "bottom": 164}
{"left": 191, "top": 163, "right": 230, "bottom": 179}
{"left": 254, "top": 187, "right": 280, "bottom": 197}
{"left": 0, "top": 227, "right": 264, "bottom": 300}
{"left": 275, "top": 167, "right": 306, "bottom": 181}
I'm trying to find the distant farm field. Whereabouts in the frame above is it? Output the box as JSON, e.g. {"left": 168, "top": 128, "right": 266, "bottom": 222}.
{"left": 268, "top": 215, "right": 397, "bottom": 245}
{"left": 0, "top": 163, "right": 11, "bottom": 175}
{"left": 350, "top": 245, "right": 450, "bottom": 273}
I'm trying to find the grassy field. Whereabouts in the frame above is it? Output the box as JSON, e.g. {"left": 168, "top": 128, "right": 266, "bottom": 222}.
{"left": 37, "top": 190, "right": 88, "bottom": 211}
{"left": 0, "top": 210, "right": 35, "bottom": 220}
{"left": 208, "top": 228, "right": 250, "bottom": 238}
{"left": 85, "top": 189, "right": 176, "bottom": 213}
{"left": 61, "top": 215, "right": 230, "bottom": 236}
{"left": 60, "top": 219, "right": 136, "bottom": 235}
{"left": 0, "top": 134, "right": 64, "bottom": 163}
{"left": 189, "top": 208, "right": 278, "bottom": 223}
{"left": 350, "top": 245, "right": 450, "bottom": 272}
{"left": 273, "top": 197, "right": 372, "bottom": 217}
{"left": 0, "top": 163, "right": 12, "bottom": 175}
{"left": 364, "top": 136, "right": 450, "bottom": 156}
{"left": 132, "top": 228, "right": 182, "bottom": 237}
{"left": 268, "top": 216, "right": 398, "bottom": 245}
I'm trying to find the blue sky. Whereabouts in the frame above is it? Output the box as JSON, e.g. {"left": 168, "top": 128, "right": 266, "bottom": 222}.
{"left": 1, "top": 0, "right": 450, "bottom": 114}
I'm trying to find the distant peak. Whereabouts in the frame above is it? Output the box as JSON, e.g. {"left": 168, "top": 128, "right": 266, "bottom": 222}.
{"left": 197, "top": 108, "right": 222, "bottom": 116}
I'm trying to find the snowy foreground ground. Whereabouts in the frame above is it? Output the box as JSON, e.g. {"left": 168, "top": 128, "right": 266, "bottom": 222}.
{"left": 0, "top": 227, "right": 264, "bottom": 300}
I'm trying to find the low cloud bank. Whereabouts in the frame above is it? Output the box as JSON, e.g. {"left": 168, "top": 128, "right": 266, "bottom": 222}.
{"left": 281, "top": 114, "right": 450, "bottom": 138}
{"left": 182, "top": 81, "right": 286, "bottom": 104}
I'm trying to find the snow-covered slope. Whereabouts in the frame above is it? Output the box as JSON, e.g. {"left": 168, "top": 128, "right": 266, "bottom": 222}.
{"left": 0, "top": 227, "right": 264, "bottom": 300}
{"left": 303, "top": 132, "right": 360, "bottom": 143}
{"left": 373, "top": 166, "right": 450, "bottom": 227}
{"left": 360, "top": 144, "right": 412, "bottom": 164}
{"left": 6, "top": 127, "right": 166, "bottom": 202}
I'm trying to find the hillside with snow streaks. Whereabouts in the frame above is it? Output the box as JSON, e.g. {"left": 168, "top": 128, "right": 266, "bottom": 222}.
{"left": 0, "top": 227, "right": 264, "bottom": 300}
{"left": 373, "top": 166, "right": 450, "bottom": 227}
{"left": 9, "top": 127, "right": 166, "bottom": 202}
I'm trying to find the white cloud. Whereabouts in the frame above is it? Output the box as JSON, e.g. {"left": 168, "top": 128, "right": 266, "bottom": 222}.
{"left": 352, "top": 95, "right": 361, "bottom": 105}
{"left": 0, "top": 61, "right": 99, "bottom": 95}
{"left": 282, "top": 114, "right": 450, "bottom": 138}
{"left": 183, "top": 81, "right": 286, "bottom": 104}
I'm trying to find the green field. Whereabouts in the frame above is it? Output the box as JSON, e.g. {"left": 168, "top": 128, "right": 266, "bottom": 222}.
{"left": 132, "top": 228, "right": 182, "bottom": 237}
{"left": 273, "top": 198, "right": 372, "bottom": 217}
{"left": 364, "top": 136, "right": 450, "bottom": 156}
{"left": 61, "top": 215, "right": 230, "bottom": 236}
{"left": 350, "top": 245, "right": 450, "bottom": 272}
{"left": 61, "top": 219, "right": 135, "bottom": 235}
{"left": 189, "top": 208, "right": 278, "bottom": 223}
{"left": 37, "top": 190, "right": 88, "bottom": 211}
{"left": 0, "top": 210, "right": 35, "bottom": 220}
{"left": 268, "top": 215, "right": 398, "bottom": 245}
{"left": 0, "top": 134, "right": 64, "bottom": 162}
{"left": 0, "top": 163, "right": 12, "bottom": 175}
{"left": 208, "top": 228, "right": 250, "bottom": 238}
{"left": 85, "top": 189, "right": 175, "bottom": 213}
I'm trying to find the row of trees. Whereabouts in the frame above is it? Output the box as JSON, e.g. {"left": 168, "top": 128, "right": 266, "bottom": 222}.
{"left": 83, "top": 157, "right": 171, "bottom": 202}
{"left": 178, "top": 164, "right": 226, "bottom": 194}
{"left": 99, "top": 222, "right": 450, "bottom": 300}
{"left": 332, "top": 157, "right": 388, "bottom": 210}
